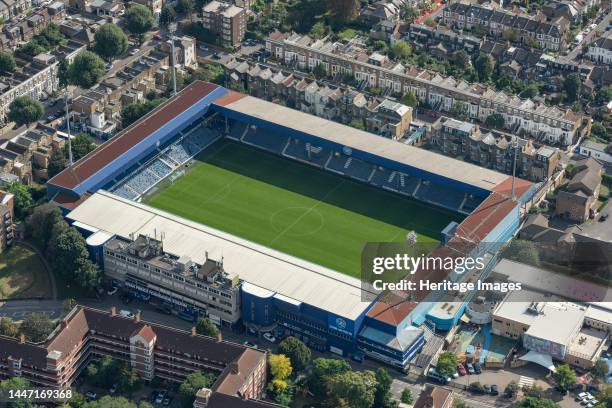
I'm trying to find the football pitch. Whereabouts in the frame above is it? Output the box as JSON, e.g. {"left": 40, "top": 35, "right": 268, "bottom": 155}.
{"left": 144, "top": 139, "right": 463, "bottom": 276}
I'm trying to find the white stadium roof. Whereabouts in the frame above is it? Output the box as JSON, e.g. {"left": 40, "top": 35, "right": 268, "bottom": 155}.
{"left": 219, "top": 95, "right": 508, "bottom": 192}
{"left": 67, "top": 191, "right": 374, "bottom": 320}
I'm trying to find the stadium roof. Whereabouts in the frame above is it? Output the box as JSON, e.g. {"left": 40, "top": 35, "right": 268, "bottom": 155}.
{"left": 214, "top": 93, "right": 508, "bottom": 192}
{"left": 67, "top": 191, "right": 374, "bottom": 321}
{"left": 48, "top": 81, "right": 222, "bottom": 191}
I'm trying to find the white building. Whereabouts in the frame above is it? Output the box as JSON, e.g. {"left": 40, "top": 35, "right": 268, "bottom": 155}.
{"left": 587, "top": 36, "right": 612, "bottom": 65}
{"left": 579, "top": 140, "right": 612, "bottom": 165}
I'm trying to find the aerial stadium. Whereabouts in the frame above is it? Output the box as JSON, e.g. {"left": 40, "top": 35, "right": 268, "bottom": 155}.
{"left": 48, "top": 81, "right": 536, "bottom": 371}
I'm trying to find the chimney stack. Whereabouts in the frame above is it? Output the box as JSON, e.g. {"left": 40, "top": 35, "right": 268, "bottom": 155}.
{"left": 110, "top": 306, "right": 117, "bottom": 316}
{"left": 19, "top": 334, "right": 25, "bottom": 344}
{"left": 230, "top": 362, "right": 239, "bottom": 375}
{"left": 191, "top": 326, "right": 197, "bottom": 336}
{"left": 135, "top": 310, "right": 141, "bottom": 323}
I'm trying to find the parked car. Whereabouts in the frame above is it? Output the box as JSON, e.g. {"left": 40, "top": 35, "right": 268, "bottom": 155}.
{"left": 491, "top": 384, "right": 499, "bottom": 395}
{"left": 109, "top": 384, "right": 117, "bottom": 394}
{"left": 119, "top": 310, "right": 135, "bottom": 318}
{"left": 351, "top": 351, "right": 365, "bottom": 363}
{"left": 427, "top": 368, "right": 450, "bottom": 384}
{"left": 107, "top": 286, "right": 119, "bottom": 295}
{"left": 85, "top": 392, "right": 98, "bottom": 401}
{"left": 130, "top": 48, "right": 140, "bottom": 56}
{"left": 466, "top": 363, "right": 475, "bottom": 374}
{"left": 484, "top": 384, "right": 492, "bottom": 394}
{"left": 163, "top": 397, "right": 171, "bottom": 406}
{"left": 262, "top": 332, "right": 276, "bottom": 342}
{"left": 474, "top": 362, "right": 482, "bottom": 374}
{"left": 457, "top": 364, "right": 467, "bottom": 376}
{"left": 600, "top": 212, "right": 608, "bottom": 221}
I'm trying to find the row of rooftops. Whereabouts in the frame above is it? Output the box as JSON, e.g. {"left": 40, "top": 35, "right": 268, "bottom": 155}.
{"left": 445, "top": 2, "right": 567, "bottom": 37}
{"left": 267, "top": 31, "right": 582, "bottom": 124}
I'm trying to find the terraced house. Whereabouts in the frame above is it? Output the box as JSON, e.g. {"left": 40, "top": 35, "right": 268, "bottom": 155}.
{"left": 442, "top": 3, "right": 569, "bottom": 51}
{"left": 265, "top": 32, "right": 586, "bottom": 147}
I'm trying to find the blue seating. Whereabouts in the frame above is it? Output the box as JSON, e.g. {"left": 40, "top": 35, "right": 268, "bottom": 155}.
{"left": 415, "top": 181, "right": 465, "bottom": 210}
{"left": 283, "top": 139, "right": 330, "bottom": 167}
{"left": 242, "top": 128, "right": 289, "bottom": 154}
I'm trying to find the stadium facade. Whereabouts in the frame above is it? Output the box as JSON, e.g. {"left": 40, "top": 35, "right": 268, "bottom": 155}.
{"left": 48, "top": 81, "right": 536, "bottom": 371}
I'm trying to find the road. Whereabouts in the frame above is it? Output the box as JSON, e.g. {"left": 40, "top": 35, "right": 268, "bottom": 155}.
{"left": 560, "top": 7, "right": 612, "bottom": 62}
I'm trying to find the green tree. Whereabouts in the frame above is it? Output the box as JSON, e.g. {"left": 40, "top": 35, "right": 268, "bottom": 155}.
{"left": 84, "top": 396, "right": 137, "bottom": 407}
{"left": 436, "top": 352, "right": 458, "bottom": 377}
{"left": 0, "top": 317, "right": 18, "bottom": 337}
{"left": 0, "top": 50, "right": 15, "bottom": 73}
{"left": 195, "top": 317, "right": 219, "bottom": 337}
{"left": 374, "top": 367, "right": 393, "bottom": 408}
{"left": 325, "top": 0, "right": 359, "bottom": 22}
{"left": 20, "top": 312, "right": 54, "bottom": 342}
{"left": 590, "top": 359, "right": 608, "bottom": 383}
{"left": 391, "top": 40, "right": 412, "bottom": 61}
{"left": 400, "top": 91, "right": 418, "bottom": 107}
{"left": 308, "top": 358, "right": 351, "bottom": 400}
{"left": 594, "top": 86, "right": 612, "bottom": 106}
{"left": 564, "top": 73, "right": 581, "bottom": 103}
{"left": 553, "top": 363, "right": 576, "bottom": 392}
{"left": 159, "top": 5, "right": 176, "bottom": 27}
{"left": 400, "top": 388, "right": 413, "bottom": 404}
{"left": 504, "top": 380, "right": 519, "bottom": 399}
{"left": 591, "top": 121, "right": 608, "bottom": 140}
{"left": 450, "top": 101, "right": 468, "bottom": 120}
{"left": 453, "top": 50, "right": 471, "bottom": 72}
{"left": 68, "top": 51, "right": 105, "bottom": 89}
{"left": 373, "top": 40, "right": 389, "bottom": 54}
{"left": 485, "top": 113, "right": 505, "bottom": 129}
{"left": 72, "top": 133, "right": 96, "bottom": 161}
{"left": 178, "top": 372, "right": 215, "bottom": 408}
{"left": 0, "top": 377, "right": 36, "bottom": 408}
{"left": 121, "top": 98, "right": 165, "bottom": 128}
{"left": 49, "top": 227, "right": 101, "bottom": 291}
{"left": 125, "top": 5, "right": 154, "bottom": 43}
{"left": 349, "top": 119, "right": 365, "bottom": 130}
{"left": 177, "top": 0, "right": 195, "bottom": 20}
{"left": 278, "top": 337, "right": 311, "bottom": 372}
{"left": 48, "top": 147, "right": 67, "bottom": 178}
{"left": 516, "top": 397, "right": 559, "bottom": 408}
{"left": 94, "top": 23, "right": 128, "bottom": 61}
{"left": 327, "top": 370, "right": 377, "bottom": 408}
{"left": 521, "top": 82, "right": 540, "bottom": 98}
{"left": 454, "top": 398, "right": 468, "bottom": 408}
{"left": 58, "top": 57, "right": 70, "bottom": 90}
{"left": 194, "top": 64, "right": 225, "bottom": 84}
{"left": 401, "top": 5, "right": 419, "bottom": 22}
{"left": 309, "top": 21, "right": 327, "bottom": 39}
{"left": 503, "top": 239, "right": 541, "bottom": 266}
{"left": 475, "top": 55, "right": 493, "bottom": 82}
{"left": 6, "top": 182, "right": 33, "bottom": 219}
{"left": 117, "top": 365, "right": 142, "bottom": 393}
{"left": 7, "top": 96, "right": 44, "bottom": 127}
{"left": 25, "top": 203, "right": 64, "bottom": 250}
{"left": 596, "top": 387, "right": 612, "bottom": 408}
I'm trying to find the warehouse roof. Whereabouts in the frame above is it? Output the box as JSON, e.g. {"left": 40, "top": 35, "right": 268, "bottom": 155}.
{"left": 214, "top": 94, "right": 508, "bottom": 191}
{"left": 67, "top": 191, "right": 374, "bottom": 320}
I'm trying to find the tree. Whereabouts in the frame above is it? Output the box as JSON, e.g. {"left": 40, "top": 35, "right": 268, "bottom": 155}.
{"left": 553, "top": 363, "right": 576, "bottom": 392}
{"left": 453, "top": 50, "right": 471, "bottom": 72}
{"left": 177, "top": 0, "right": 195, "bottom": 21}
{"left": 591, "top": 122, "right": 607, "bottom": 140}
{"left": 594, "top": 86, "right": 612, "bottom": 106}
{"left": 454, "top": 398, "right": 468, "bottom": 408}
{"left": 20, "top": 312, "right": 54, "bottom": 342}
{"left": 516, "top": 397, "right": 559, "bottom": 408}
{"left": 48, "top": 147, "right": 67, "bottom": 178}
{"left": 349, "top": 119, "right": 365, "bottom": 130}
{"left": 125, "top": 5, "right": 154, "bottom": 42}
{"left": 325, "top": 0, "right": 359, "bottom": 22}
{"left": 503, "top": 239, "right": 541, "bottom": 266}
{"left": 400, "top": 388, "right": 413, "bottom": 404}
{"left": 5, "top": 182, "right": 33, "bottom": 219}
{"left": 309, "top": 21, "right": 327, "bottom": 39}
{"left": 564, "top": 73, "right": 581, "bottom": 103}
{"left": 308, "top": 358, "right": 351, "bottom": 400}
{"left": 7, "top": 96, "right": 43, "bottom": 127}
{"left": 178, "top": 372, "right": 215, "bottom": 408}
{"left": 68, "top": 51, "right": 105, "bottom": 89}
{"left": 159, "top": 5, "right": 176, "bottom": 27}
{"left": 591, "top": 360, "right": 608, "bottom": 383}
{"left": 450, "top": 101, "right": 468, "bottom": 120}
{"left": 401, "top": 5, "right": 419, "bottom": 23}
{"left": 474, "top": 55, "right": 493, "bottom": 82}
{"left": 485, "top": 113, "right": 505, "bottom": 129}
{"left": 194, "top": 64, "right": 225, "bottom": 85}
{"left": 391, "top": 40, "right": 412, "bottom": 61}
{"left": 0, "top": 317, "right": 18, "bottom": 337}
{"left": 521, "top": 82, "right": 540, "bottom": 99}
{"left": 327, "top": 370, "right": 377, "bottom": 408}
{"left": 50, "top": 226, "right": 101, "bottom": 291}
{"left": 268, "top": 354, "right": 292, "bottom": 380}
{"left": 72, "top": 133, "right": 96, "bottom": 161}
{"left": 278, "top": 337, "right": 311, "bottom": 372}
{"left": 26, "top": 203, "right": 64, "bottom": 250}
{"left": 400, "top": 91, "right": 418, "bottom": 107}
{"left": 94, "top": 23, "right": 128, "bottom": 61}
{"left": 522, "top": 384, "right": 544, "bottom": 399}
{"left": 195, "top": 317, "right": 219, "bottom": 337}
{"left": 0, "top": 377, "right": 36, "bottom": 408}
{"left": 436, "top": 352, "right": 458, "bottom": 377}
{"left": 58, "top": 57, "right": 70, "bottom": 90}
{"left": 83, "top": 396, "right": 138, "bottom": 407}
{"left": 121, "top": 97, "right": 165, "bottom": 127}
{"left": 374, "top": 367, "right": 393, "bottom": 408}
{"left": 596, "top": 387, "right": 612, "bottom": 408}
{"left": 504, "top": 380, "right": 518, "bottom": 399}
{"left": 0, "top": 50, "right": 15, "bottom": 73}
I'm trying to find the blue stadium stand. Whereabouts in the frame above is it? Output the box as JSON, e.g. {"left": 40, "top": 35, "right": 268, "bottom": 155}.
{"left": 242, "top": 127, "right": 289, "bottom": 154}
{"left": 282, "top": 138, "right": 330, "bottom": 168}
{"left": 414, "top": 180, "right": 465, "bottom": 212}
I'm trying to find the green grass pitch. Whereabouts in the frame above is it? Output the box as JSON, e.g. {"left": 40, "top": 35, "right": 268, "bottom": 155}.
{"left": 144, "top": 139, "right": 464, "bottom": 276}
